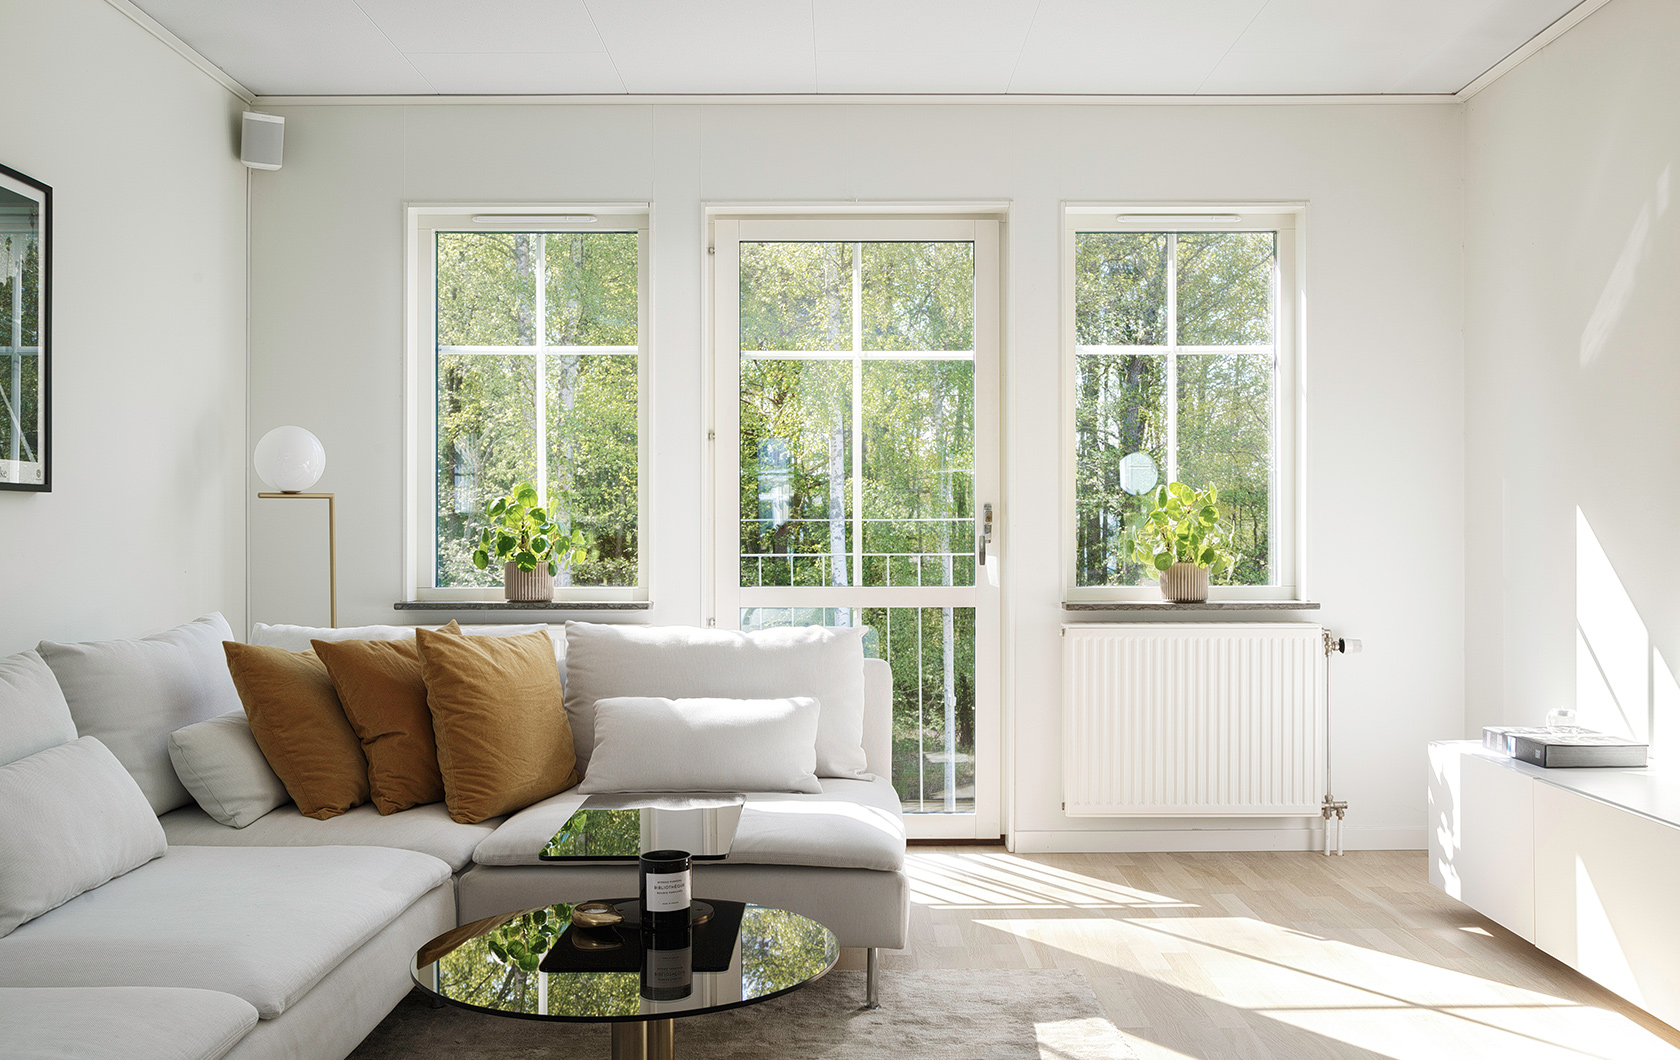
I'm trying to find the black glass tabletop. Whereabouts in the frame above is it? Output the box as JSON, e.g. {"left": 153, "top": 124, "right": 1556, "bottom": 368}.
{"left": 411, "top": 900, "right": 838, "bottom": 1024}
{"left": 539, "top": 795, "right": 745, "bottom": 860}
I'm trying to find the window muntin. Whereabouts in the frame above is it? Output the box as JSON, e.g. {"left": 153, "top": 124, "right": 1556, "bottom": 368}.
{"left": 410, "top": 209, "right": 647, "bottom": 600}
{"left": 1069, "top": 214, "right": 1296, "bottom": 597}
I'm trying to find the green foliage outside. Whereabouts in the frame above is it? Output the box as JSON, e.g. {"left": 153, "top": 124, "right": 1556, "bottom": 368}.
{"left": 1074, "top": 230, "right": 1275, "bottom": 588}
{"left": 435, "top": 230, "right": 639, "bottom": 588}
{"left": 541, "top": 808, "right": 643, "bottom": 858}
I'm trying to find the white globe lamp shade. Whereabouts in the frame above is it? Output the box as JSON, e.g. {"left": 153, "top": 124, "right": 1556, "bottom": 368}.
{"left": 254, "top": 426, "right": 326, "bottom": 493}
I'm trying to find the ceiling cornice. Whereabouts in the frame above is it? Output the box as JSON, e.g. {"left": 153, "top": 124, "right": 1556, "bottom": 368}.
{"left": 104, "top": 0, "right": 255, "bottom": 103}
{"left": 1454, "top": 0, "right": 1615, "bottom": 101}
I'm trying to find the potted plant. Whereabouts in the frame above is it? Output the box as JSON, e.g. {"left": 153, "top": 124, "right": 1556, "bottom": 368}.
{"left": 1121, "top": 482, "right": 1238, "bottom": 603}
{"left": 470, "top": 483, "right": 590, "bottom": 602}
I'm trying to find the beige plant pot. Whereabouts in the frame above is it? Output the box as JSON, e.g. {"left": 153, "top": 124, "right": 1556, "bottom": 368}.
{"left": 1159, "top": 562, "right": 1210, "bottom": 603}
{"left": 503, "top": 561, "right": 555, "bottom": 602}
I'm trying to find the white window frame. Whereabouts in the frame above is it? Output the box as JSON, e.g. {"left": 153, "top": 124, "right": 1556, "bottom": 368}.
{"left": 404, "top": 203, "right": 651, "bottom": 604}
{"left": 1061, "top": 203, "right": 1305, "bottom": 602}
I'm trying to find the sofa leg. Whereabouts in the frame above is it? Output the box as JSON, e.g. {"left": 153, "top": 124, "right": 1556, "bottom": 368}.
{"left": 865, "top": 948, "right": 881, "bottom": 1009}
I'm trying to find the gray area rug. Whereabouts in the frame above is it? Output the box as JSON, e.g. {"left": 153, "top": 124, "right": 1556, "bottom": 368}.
{"left": 349, "top": 970, "right": 1136, "bottom": 1059}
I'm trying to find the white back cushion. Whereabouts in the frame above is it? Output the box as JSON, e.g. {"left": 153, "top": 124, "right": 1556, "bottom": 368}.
{"left": 564, "top": 622, "right": 869, "bottom": 779}
{"left": 251, "top": 621, "right": 555, "bottom": 657}
{"left": 168, "top": 712, "right": 291, "bottom": 828}
{"left": 0, "top": 737, "right": 167, "bottom": 937}
{"left": 0, "top": 650, "right": 77, "bottom": 767}
{"left": 578, "top": 697, "right": 823, "bottom": 795}
{"left": 39, "top": 614, "right": 241, "bottom": 814}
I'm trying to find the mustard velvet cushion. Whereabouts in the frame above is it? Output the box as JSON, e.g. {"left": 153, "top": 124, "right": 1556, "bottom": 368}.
{"left": 222, "top": 642, "right": 369, "bottom": 820}
{"left": 311, "top": 621, "right": 461, "bottom": 815}
{"left": 416, "top": 627, "right": 579, "bottom": 824}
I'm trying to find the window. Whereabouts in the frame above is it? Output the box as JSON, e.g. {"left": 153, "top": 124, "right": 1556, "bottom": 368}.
{"left": 1064, "top": 208, "right": 1299, "bottom": 599}
{"left": 407, "top": 207, "right": 648, "bottom": 601}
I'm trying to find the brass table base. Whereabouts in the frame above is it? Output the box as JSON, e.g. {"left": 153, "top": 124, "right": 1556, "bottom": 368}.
{"left": 611, "top": 1019, "right": 674, "bottom": 1060}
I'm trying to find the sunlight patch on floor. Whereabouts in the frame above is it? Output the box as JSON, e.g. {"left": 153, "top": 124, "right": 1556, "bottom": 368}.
{"left": 909, "top": 851, "right": 1196, "bottom": 910}
{"left": 978, "top": 914, "right": 1680, "bottom": 1060}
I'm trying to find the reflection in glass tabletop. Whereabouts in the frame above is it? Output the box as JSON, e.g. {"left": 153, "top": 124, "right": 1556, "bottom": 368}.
{"left": 539, "top": 794, "right": 745, "bottom": 860}
{"left": 412, "top": 901, "right": 837, "bottom": 1059}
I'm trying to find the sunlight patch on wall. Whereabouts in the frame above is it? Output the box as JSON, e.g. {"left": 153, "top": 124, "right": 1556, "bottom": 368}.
{"left": 1575, "top": 508, "right": 1647, "bottom": 741}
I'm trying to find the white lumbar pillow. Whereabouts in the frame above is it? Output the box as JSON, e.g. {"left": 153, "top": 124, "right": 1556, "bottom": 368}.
{"left": 564, "top": 622, "right": 868, "bottom": 780}
{"left": 578, "top": 697, "right": 823, "bottom": 795}
{"left": 168, "top": 712, "right": 291, "bottom": 828}
{"left": 38, "top": 614, "right": 243, "bottom": 815}
{"left": 0, "top": 649, "right": 78, "bottom": 768}
{"left": 0, "top": 736, "right": 167, "bottom": 937}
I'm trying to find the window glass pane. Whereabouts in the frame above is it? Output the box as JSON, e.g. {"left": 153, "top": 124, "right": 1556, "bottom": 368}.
{"left": 741, "top": 606, "right": 975, "bottom": 814}
{"left": 1074, "top": 352, "right": 1167, "bottom": 587}
{"left": 1176, "top": 353, "right": 1272, "bottom": 585}
{"left": 436, "top": 353, "right": 538, "bottom": 587}
{"left": 861, "top": 242, "right": 973, "bottom": 351}
{"left": 0, "top": 220, "right": 41, "bottom": 470}
{"left": 1176, "top": 232, "right": 1274, "bottom": 346}
{"left": 437, "top": 232, "right": 537, "bottom": 346}
{"left": 739, "top": 242, "right": 852, "bottom": 351}
{"left": 545, "top": 232, "right": 638, "bottom": 346}
{"left": 547, "top": 353, "right": 637, "bottom": 587}
{"left": 738, "top": 359, "right": 852, "bottom": 588}
{"left": 1075, "top": 232, "right": 1167, "bottom": 346}
{"left": 861, "top": 360, "right": 974, "bottom": 587}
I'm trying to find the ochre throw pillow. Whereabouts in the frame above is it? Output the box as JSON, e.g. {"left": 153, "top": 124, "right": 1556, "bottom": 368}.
{"left": 416, "top": 627, "right": 579, "bottom": 824}
{"left": 311, "top": 621, "right": 462, "bottom": 815}
{"left": 222, "top": 641, "right": 369, "bottom": 820}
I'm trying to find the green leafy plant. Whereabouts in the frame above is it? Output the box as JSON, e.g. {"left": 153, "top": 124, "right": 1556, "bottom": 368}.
{"left": 486, "top": 906, "right": 564, "bottom": 972}
{"left": 470, "top": 483, "right": 589, "bottom": 578}
{"left": 1121, "top": 481, "right": 1238, "bottom": 579}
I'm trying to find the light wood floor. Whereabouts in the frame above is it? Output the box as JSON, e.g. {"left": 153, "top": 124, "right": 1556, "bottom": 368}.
{"left": 839, "top": 848, "right": 1680, "bottom": 1060}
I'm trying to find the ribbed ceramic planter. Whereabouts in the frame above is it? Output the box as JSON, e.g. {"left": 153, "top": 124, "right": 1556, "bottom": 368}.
{"left": 503, "top": 561, "right": 555, "bottom": 602}
{"left": 1159, "top": 562, "right": 1210, "bottom": 603}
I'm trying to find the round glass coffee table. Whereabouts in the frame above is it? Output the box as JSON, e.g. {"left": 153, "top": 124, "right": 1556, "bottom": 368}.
{"left": 412, "top": 899, "right": 838, "bottom": 1060}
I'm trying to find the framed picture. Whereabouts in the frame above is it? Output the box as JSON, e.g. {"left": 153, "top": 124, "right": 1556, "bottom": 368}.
{"left": 0, "top": 162, "right": 49, "bottom": 492}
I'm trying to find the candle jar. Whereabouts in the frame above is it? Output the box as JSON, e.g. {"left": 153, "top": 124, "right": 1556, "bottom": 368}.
{"left": 639, "top": 849, "right": 692, "bottom": 932}
{"left": 640, "top": 923, "right": 693, "bottom": 1001}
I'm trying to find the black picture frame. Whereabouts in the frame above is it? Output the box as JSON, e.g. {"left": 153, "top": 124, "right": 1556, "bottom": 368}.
{"left": 0, "top": 161, "right": 49, "bottom": 493}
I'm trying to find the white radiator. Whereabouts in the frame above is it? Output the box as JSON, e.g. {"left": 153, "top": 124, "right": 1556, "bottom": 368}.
{"left": 1062, "top": 623, "right": 1327, "bottom": 817}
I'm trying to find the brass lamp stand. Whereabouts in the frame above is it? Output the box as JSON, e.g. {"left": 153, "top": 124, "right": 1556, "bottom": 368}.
{"left": 257, "top": 492, "right": 336, "bottom": 628}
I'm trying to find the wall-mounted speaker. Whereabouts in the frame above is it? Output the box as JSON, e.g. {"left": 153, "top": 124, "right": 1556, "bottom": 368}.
{"left": 241, "top": 112, "right": 284, "bottom": 171}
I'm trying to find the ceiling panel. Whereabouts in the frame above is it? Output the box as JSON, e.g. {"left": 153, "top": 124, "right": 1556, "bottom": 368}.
{"left": 1007, "top": 0, "right": 1269, "bottom": 95}
{"left": 133, "top": 0, "right": 435, "bottom": 95}
{"left": 354, "top": 0, "right": 608, "bottom": 54}
{"left": 405, "top": 52, "right": 626, "bottom": 95}
{"left": 128, "top": 0, "right": 1592, "bottom": 97}
{"left": 816, "top": 51, "right": 1021, "bottom": 94}
{"left": 812, "top": 0, "right": 1037, "bottom": 53}
{"left": 584, "top": 0, "right": 818, "bottom": 93}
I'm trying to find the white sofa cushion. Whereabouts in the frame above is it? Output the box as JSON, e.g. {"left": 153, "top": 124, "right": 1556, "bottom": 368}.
{"left": 473, "top": 776, "right": 906, "bottom": 871}
{"left": 251, "top": 621, "right": 550, "bottom": 652}
{"left": 579, "top": 696, "right": 822, "bottom": 795}
{"left": 167, "top": 712, "right": 291, "bottom": 828}
{"left": 729, "top": 776, "right": 907, "bottom": 871}
{"left": 0, "top": 845, "right": 450, "bottom": 1019}
{"left": 0, "top": 986, "right": 258, "bottom": 1060}
{"left": 0, "top": 737, "right": 168, "bottom": 937}
{"left": 38, "top": 614, "right": 242, "bottom": 814}
{"left": 158, "top": 801, "right": 499, "bottom": 873}
{"left": 564, "top": 621, "right": 869, "bottom": 779}
{"left": 0, "top": 649, "right": 77, "bottom": 767}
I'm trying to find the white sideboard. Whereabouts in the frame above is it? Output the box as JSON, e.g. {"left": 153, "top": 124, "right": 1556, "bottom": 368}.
{"left": 1429, "top": 741, "right": 1680, "bottom": 1028}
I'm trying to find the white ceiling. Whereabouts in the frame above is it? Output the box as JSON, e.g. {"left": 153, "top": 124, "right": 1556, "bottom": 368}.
{"left": 130, "top": 0, "right": 1588, "bottom": 97}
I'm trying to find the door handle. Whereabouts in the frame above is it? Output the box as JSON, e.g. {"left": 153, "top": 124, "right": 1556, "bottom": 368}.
{"left": 976, "top": 503, "right": 993, "bottom": 567}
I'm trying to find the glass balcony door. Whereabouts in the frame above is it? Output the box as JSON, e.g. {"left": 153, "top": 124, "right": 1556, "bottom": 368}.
{"left": 711, "top": 218, "right": 1000, "bottom": 840}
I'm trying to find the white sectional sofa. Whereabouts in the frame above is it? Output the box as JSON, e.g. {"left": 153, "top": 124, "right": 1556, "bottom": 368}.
{"left": 0, "top": 615, "right": 908, "bottom": 1060}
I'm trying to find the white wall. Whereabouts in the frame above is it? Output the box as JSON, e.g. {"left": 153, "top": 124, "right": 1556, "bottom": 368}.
{"left": 250, "top": 100, "right": 1465, "bottom": 848}
{"left": 0, "top": 0, "right": 248, "bottom": 655}
{"left": 1465, "top": 0, "right": 1680, "bottom": 753}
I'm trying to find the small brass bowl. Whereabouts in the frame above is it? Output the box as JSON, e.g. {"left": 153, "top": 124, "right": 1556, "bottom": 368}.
{"left": 572, "top": 901, "right": 624, "bottom": 929}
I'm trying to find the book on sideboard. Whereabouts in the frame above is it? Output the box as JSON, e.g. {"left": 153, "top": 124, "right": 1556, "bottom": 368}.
{"left": 1506, "top": 730, "right": 1648, "bottom": 768}
{"left": 1482, "top": 726, "right": 1555, "bottom": 755}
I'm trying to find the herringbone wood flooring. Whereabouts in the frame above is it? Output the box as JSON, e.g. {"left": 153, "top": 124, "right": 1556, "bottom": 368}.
{"left": 836, "top": 848, "right": 1680, "bottom": 1060}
